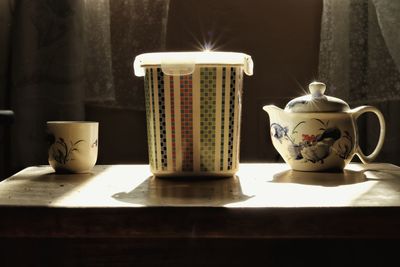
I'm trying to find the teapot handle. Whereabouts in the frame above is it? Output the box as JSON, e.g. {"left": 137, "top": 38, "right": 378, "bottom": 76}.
{"left": 351, "top": 106, "right": 386, "bottom": 163}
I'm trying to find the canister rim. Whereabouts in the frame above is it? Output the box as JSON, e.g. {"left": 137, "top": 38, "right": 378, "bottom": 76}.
{"left": 134, "top": 51, "right": 253, "bottom": 77}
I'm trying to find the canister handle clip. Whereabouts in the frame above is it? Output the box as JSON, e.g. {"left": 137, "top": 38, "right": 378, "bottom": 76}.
{"left": 161, "top": 58, "right": 195, "bottom": 76}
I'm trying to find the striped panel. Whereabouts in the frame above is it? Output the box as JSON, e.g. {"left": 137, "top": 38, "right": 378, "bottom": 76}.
{"left": 169, "top": 76, "right": 176, "bottom": 170}
{"left": 200, "top": 67, "right": 217, "bottom": 172}
{"left": 192, "top": 68, "right": 201, "bottom": 172}
{"left": 153, "top": 68, "right": 162, "bottom": 170}
{"left": 144, "top": 69, "right": 154, "bottom": 169}
{"left": 164, "top": 73, "right": 173, "bottom": 170}
{"left": 156, "top": 68, "right": 168, "bottom": 170}
{"left": 223, "top": 67, "right": 231, "bottom": 171}
{"left": 214, "top": 67, "right": 223, "bottom": 171}
{"left": 232, "top": 67, "right": 242, "bottom": 170}
{"left": 227, "top": 67, "right": 236, "bottom": 170}
{"left": 180, "top": 75, "right": 194, "bottom": 171}
{"left": 144, "top": 65, "right": 243, "bottom": 175}
{"left": 220, "top": 67, "right": 227, "bottom": 170}
{"left": 173, "top": 75, "right": 182, "bottom": 172}
{"left": 150, "top": 69, "right": 158, "bottom": 170}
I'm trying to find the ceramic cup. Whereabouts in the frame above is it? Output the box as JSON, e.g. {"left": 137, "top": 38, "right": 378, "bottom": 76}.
{"left": 46, "top": 121, "right": 99, "bottom": 173}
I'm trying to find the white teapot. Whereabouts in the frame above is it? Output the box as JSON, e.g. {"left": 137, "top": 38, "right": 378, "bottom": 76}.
{"left": 263, "top": 82, "right": 385, "bottom": 171}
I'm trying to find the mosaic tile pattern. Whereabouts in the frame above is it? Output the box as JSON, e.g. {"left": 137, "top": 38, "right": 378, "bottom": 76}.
{"left": 220, "top": 67, "right": 226, "bottom": 171}
{"left": 227, "top": 67, "right": 236, "bottom": 170}
{"left": 169, "top": 76, "right": 176, "bottom": 170}
{"left": 180, "top": 75, "right": 194, "bottom": 171}
{"left": 157, "top": 68, "right": 167, "bottom": 170}
{"left": 150, "top": 69, "right": 158, "bottom": 170}
{"left": 143, "top": 65, "right": 242, "bottom": 175}
{"left": 200, "top": 67, "right": 217, "bottom": 172}
{"left": 144, "top": 69, "right": 154, "bottom": 168}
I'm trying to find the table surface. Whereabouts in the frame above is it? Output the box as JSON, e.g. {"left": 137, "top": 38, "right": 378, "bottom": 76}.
{"left": 1, "top": 163, "right": 400, "bottom": 207}
{"left": 1, "top": 163, "right": 400, "bottom": 239}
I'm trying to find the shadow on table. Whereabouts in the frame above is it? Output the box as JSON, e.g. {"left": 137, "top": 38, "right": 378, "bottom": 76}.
{"left": 112, "top": 175, "right": 253, "bottom": 206}
{"left": 272, "top": 164, "right": 400, "bottom": 187}
{"left": 272, "top": 169, "right": 367, "bottom": 187}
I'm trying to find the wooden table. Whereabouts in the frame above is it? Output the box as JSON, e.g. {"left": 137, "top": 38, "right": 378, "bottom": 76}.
{"left": 1, "top": 163, "right": 400, "bottom": 266}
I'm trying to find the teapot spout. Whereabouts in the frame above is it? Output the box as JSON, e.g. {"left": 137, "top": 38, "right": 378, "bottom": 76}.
{"left": 262, "top": 105, "right": 283, "bottom": 124}
{"left": 262, "top": 104, "right": 283, "bottom": 116}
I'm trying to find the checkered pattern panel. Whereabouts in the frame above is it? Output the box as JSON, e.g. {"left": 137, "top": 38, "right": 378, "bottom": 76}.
{"left": 227, "top": 67, "right": 236, "bottom": 170}
{"left": 143, "top": 65, "right": 243, "bottom": 175}
{"left": 144, "top": 69, "right": 154, "bottom": 168}
{"left": 157, "top": 68, "right": 168, "bottom": 170}
{"left": 200, "top": 67, "right": 217, "bottom": 172}
{"left": 180, "top": 75, "right": 194, "bottom": 171}
{"left": 151, "top": 69, "right": 158, "bottom": 170}
{"left": 220, "top": 67, "right": 226, "bottom": 171}
{"left": 169, "top": 76, "right": 176, "bottom": 170}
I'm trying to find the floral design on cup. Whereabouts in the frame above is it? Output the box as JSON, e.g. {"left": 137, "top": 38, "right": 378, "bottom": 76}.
{"left": 271, "top": 119, "right": 353, "bottom": 164}
{"left": 48, "top": 133, "right": 85, "bottom": 165}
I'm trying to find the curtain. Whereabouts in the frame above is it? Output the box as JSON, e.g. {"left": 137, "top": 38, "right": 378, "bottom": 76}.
{"left": 3, "top": 0, "right": 169, "bottom": 171}
{"left": 319, "top": 0, "right": 400, "bottom": 164}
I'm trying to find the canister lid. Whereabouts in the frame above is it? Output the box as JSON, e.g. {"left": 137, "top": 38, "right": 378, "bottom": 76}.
{"left": 134, "top": 51, "right": 253, "bottom": 77}
{"left": 284, "top": 82, "right": 350, "bottom": 112}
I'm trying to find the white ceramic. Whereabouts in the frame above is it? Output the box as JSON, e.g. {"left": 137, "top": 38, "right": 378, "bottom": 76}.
{"left": 263, "top": 82, "right": 385, "bottom": 171}
{"left": 47, "top": 121, "right": 99, "bottom": 173}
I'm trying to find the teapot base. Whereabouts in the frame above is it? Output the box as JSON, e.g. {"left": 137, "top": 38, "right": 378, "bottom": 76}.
{"left": 284, "top": 159, "right": 347, "bottom": 173}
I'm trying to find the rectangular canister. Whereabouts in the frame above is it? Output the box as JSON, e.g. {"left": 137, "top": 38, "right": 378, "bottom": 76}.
{"left": 134, "top": 52, "right": 253, "bottom": 177}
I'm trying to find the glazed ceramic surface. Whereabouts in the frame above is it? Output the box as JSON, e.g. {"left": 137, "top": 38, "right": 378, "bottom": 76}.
{"left": 47, "top": 121, "right": 98, "bottom": 173}
{"left": 263, "top": 82, "right": 385, "bottom": 172}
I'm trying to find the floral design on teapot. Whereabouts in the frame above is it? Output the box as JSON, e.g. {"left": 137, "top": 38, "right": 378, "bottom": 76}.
{"left": 271, "top": 118, "right": 353, "bottom": 164}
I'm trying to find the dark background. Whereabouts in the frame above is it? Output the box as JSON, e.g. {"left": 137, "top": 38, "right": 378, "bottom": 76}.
{"left": 4, "top": 0, "right": 389, "bottom": 179}
{"left": 85, "top": 0, "right": 322, "bottom": 169}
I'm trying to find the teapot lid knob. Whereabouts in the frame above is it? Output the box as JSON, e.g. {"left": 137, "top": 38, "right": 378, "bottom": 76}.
{"left": 309, "top": 82, "right": 326, "bottom": 97}
{"left": 285, "top": 81, "right": 350, "bottom": 112}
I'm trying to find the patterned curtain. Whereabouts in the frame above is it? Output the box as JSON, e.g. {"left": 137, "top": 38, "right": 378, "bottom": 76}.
{"left": 319, "top": 0, "right": 400, "bottom": 163}
{"left": 3, "top": 0, "right": 169, "bottom": 170}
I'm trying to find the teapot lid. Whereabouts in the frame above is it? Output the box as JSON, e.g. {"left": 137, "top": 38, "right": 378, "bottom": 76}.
{"left": 284, "top": 82, "right": 350, "bottom": 112}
